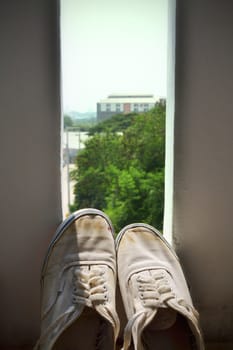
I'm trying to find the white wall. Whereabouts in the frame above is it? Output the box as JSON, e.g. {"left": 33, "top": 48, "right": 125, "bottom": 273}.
{"left": 173, "top": 0, "right": 233, "bottom": 344}
{"left": 0, "top": 1, "right": 62, "bottom": 347}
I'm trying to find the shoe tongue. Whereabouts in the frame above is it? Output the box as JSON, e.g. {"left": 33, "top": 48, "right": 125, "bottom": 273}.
{"left": 149, "top": 307, "right": 177, "bottom": 330}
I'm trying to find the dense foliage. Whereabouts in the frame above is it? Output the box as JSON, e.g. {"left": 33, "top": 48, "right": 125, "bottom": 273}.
{"left": 88, "top": 113, "right": 136, "bottom": 134}
{"left": 70, "top": 100, "right": 165, "bottom": 233}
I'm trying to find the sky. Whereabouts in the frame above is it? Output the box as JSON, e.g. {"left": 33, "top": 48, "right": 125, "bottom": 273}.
{"left": 61, "top": 0, "right": 168, "bottom": 113}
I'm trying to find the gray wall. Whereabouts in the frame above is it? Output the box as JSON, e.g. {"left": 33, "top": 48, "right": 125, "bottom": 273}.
{"left": 173, "top": 0, "right": 233, "bottom": 344}
{"left": 0, "top": 1, "right": 62, "bottom": 347}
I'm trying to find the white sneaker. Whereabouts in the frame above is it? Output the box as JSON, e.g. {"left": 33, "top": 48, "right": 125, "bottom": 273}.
{"left": 116, "top": 223, "right": 205, "bottom": 350}
{"left": 35, "top": 208, "right": 120, "bottom": 350}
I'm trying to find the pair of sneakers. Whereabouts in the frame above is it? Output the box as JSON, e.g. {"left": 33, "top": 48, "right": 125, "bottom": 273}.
{"left": 35, "top": 208, "right": 205, "bottom": 350}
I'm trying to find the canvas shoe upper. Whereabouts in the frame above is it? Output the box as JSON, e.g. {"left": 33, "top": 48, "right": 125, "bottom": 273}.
{"left": 116, "top": 223, "right": 205, "bottom": 350}
{"left": 34, "top": 208, "right": 120, "bottom": 350}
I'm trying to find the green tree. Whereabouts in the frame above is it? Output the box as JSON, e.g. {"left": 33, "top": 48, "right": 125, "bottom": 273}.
{"left": 103, "top": 166, "right": 164, "bottom": 232}
{"left": 71, "top": 133, "right": 123, "bottom": 210}
{"left": 88, "top": 113, "right": 136, "bottom": 134}
{"left": 64, "top": 114, "right": 73, "bottom": 129}
{"left": 71, "top": 100, "right": 166, "bottom": 232}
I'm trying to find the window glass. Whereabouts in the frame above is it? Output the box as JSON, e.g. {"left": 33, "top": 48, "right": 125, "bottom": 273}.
{"left": 61, "top": 0, "right": 168, "bottom": 231}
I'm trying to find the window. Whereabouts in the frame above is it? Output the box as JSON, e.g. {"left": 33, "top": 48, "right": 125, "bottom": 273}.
{"left": 143, "top": 104, "right": 149, "bottom": 112}
{"left": 61, "top": 0, "right": 168, "bottom": 231}
{"left": 134, "top": 103, "right": 139, "bottom": 112}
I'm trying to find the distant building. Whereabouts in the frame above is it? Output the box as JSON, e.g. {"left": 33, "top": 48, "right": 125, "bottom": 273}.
{"left": 97, "top": 94, "right": 158, "bottom": 121}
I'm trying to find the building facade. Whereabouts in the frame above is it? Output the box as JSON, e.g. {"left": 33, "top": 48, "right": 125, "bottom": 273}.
{"left": 97, "top": 94, "right": 158, "bottom": 121}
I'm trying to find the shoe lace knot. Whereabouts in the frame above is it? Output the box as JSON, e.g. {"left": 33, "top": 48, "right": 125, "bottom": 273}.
{"left": 121, "top": 270, "right": 179, "bottom": 350}
{"left": 136, "top": 270, "right": 175, "bottom": 309}
{"left": 72, "top": 266, "right": 120, "bottom": 342}
{"left": 136, "top": 270, "right": 198, "bottom": 317}
{"left": 72, "top": 266, "right": 108, "bottom": 307}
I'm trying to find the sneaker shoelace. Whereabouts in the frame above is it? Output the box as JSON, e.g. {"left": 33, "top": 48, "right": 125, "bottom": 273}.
{"left": 122, "top": 270, "right": 197, "bottom": 350}
{"left": 73, "top": 266, "right": 120, "bottom": 342}
{"left": 72, "top": 266, "right": 108, "bottom": 306}
{"left": 35, "top": 265, "right": 119, "bottom": 349}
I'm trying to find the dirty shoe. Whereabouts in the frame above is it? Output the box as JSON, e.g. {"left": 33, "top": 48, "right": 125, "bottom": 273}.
{"left": 35, "top": 208, "right": 120, "bottom": 350}
{"left": 116, "top": 223, "right": 204, "bottom": 350}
